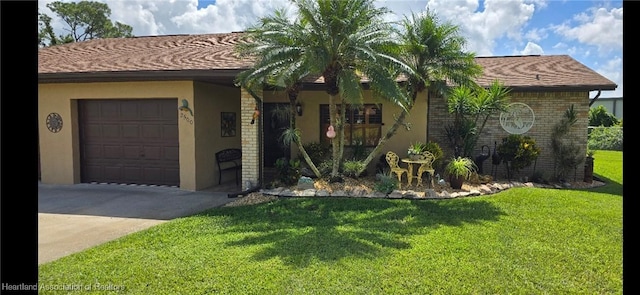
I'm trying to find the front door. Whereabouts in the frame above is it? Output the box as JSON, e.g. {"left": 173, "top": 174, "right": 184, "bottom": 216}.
{"left": 263, "top": 103, "right": 291, "bottom": 167}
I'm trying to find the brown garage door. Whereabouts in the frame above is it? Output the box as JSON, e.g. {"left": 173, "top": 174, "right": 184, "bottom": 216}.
{"left": 79, "top": 99, "right": 180, "bottom": 186}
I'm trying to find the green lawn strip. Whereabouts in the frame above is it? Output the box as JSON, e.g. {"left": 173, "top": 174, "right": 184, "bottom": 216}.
{"left": 38, "top": 151, "right": 622, "bottom": 294}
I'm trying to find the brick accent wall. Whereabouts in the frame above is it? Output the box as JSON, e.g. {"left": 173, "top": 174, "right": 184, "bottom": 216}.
{"left": 241, "top": 88, "right": 262, "bottom": 188}
{"left": 427, "top": 91, "right": 590, "bottom": 181}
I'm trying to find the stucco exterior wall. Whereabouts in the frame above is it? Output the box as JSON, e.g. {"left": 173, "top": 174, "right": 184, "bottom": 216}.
{"left": 38, "top": 81, "right": 199, "bottom": 189}
{"left": 428, "top": 91, "right": 590, "bottom": 181}
{"left": 193, "top": 82, "right": 241, "bottom": 190}
{"left": 262, "top": 89, "right": 429, "bottom": 174}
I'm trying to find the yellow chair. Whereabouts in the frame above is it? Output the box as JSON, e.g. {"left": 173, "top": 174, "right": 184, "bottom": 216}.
{"left": 386, "top": 151, "right": 408, "bottom": 187}
{"left": 416, "top": 151, "right": 436, "bottom": 188}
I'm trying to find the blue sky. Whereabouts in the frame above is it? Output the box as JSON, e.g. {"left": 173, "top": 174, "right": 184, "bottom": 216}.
{"left": 39, "top": 0, "right": 622, "bottom": 98}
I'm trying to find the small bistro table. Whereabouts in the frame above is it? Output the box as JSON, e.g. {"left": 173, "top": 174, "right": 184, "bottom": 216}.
{"left": 401, "top": 158, "right": 433, "bottom": 187}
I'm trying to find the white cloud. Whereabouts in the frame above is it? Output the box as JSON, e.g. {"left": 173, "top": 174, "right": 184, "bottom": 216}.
{"left": 424, "top": 0, "right": 536, "bottom": 56}
{"left": 552, "top": 6, "right": 622, "bottom": 54}
{"left": 594, "top": 56, "right": 623, "bottom": 98}
{"left": 524, "top": 27, "right": 547, "bottom": 42}
{"left": 41, "top": 0, "right": 295, "bottom": 37}
{"left": 520, "top": 42, "right": 544, "bottom": 55}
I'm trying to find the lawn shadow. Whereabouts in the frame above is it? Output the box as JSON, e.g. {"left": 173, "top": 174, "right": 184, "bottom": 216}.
{"left": 200, "top": 198, "right": 505, "bottom": 267}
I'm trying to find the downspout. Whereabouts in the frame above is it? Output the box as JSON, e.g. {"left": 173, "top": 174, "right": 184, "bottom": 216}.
{"left": 589, "top": 90, "right": 602, "bottom": 107}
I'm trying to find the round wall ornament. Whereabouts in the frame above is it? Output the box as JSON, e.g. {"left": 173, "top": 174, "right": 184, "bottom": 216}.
{"left": 499, "top": 102, "right": 535, "bottom": 134}
{"left": 46, "top": 112, "right": 63, "bottom": 133}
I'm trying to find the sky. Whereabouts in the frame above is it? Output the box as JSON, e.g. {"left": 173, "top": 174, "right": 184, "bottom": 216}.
{"left": 38, "top": 0, "right": 623, "bottom": 98}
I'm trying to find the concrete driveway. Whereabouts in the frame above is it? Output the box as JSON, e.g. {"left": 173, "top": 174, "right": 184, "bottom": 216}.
{"left": 38, "top": 182, "right": 238, "bottom": 265}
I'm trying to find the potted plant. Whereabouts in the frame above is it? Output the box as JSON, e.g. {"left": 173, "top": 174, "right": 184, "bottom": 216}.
{"left": 407, "top": 142, "right": 426, "bottom": 160}
{"left": 445, "top": 156, "right": 477, "bottom": 189}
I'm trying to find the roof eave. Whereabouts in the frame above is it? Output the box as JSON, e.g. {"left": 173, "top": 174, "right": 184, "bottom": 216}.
{"left": 38, "top": 69, "right": 247, "bottom": 84}
{"left": 504, "top": 85, "right": 618, "bottom": 92}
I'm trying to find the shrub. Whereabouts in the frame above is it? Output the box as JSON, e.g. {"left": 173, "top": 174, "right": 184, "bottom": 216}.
{"left": 497, "top": 134, "right": 541, "bottom": 179}
{"left": 588, "top": 126, "right": 623, "bottom": 151}
{"left": 374, "top": 173, "right": 399, "bottom": 194}
{"left": 317, "top": 159, "right": 333, "bottom": 177}
{"left": 342, "top": 160, "right": 365, "bottom": 178}
{"left": 298, "top": 142, "right": 331, "bottom": 166}
{"left": 274, "top": 157, "right": 301, "bottom": 186}
{"left": 423, "top": 141, "right": 444, "bottom": 171}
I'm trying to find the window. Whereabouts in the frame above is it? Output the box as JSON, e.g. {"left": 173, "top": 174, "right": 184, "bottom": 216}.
{"left": 320, "top": 104, "right": 382, "bottom": 146}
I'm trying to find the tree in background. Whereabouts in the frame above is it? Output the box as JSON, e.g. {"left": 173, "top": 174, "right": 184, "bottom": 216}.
{"left": 589, "top": 105, "right": 619, "bottom": 127}
{"left": 39, "top": 1, "right": 133, "bottom": 47}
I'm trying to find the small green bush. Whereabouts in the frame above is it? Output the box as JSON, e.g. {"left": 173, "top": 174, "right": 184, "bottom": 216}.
{"left": 588, "top": 126, "right": 623, "bottom": 151}
{"left": 342, "top": 160, "right": 365, "bottom": 178}
{"left": 423, "top": 141, "right": 444, "bottom": 171}
{"left": 497, "top": 134, "right": 541, "bottom": 179}
{"left": 317, "top": 159, "right": 333, "bottom": 177}
{"left": 374, "top": 173, "right": 399, "bottom": 194}
{"left": 299, "top": 142, "right": 331, "bottom": 165}
{"left": 274, "top": 157, "right": 301, "bottom": 186}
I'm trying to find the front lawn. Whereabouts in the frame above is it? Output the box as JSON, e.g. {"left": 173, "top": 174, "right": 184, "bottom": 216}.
{"left": 38, "top": 150, "right": 623, "bottom": 294}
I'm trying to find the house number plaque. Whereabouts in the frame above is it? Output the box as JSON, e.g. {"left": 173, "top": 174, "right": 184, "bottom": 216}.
{"left": 46, "top": 112, "right": 63, "bottom": 133}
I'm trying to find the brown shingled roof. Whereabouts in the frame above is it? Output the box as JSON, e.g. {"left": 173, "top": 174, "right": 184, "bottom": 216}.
{"left": 474, "top": 55, "right": 616, "bottom": 91}
{"left": 38, "top": 32, "right": 616, "bottom": 91}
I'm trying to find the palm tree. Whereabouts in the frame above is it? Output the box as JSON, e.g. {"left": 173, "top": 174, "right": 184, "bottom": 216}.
{"left": 235, "top": 9, "right": 322, "bottom": 178}
{"left": 445, "top": 79, "right": 511, "bottom": 158}
{"left": 293, "top": 0, "right": 411, "bottom": 180}
{"left": 356, "top": 10, "right": 483, "bottom": 176}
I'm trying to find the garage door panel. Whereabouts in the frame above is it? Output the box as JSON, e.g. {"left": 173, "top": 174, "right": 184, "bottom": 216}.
{"left": 80, "top": 99, "right": 179, "bottom": 186}
{"left": 142, "top": 146, "right": 161, "bottom": 160}
{"left": 122, "top": 125, "right": 140, "bottom": 138}
{"left": 103, "top": 145, "right": 123, "bottom": 159}
{"left": 123, "top": 146, "right": 141, "bottom": 159}
{"left": 104, "top": 166, "right": 123, "bottom": 181}
{"left": 121, "top": 104, "right": 139, "bottom": 119}
{"left": 164, "top": 125, "right": 179, "bottom": 140}
{"left": 165, "top": 147, "right": 179, "bottom": 161}
{"left": 102, "top": 124, "right": 120, "bottom": 138}
{"left": 140, "top": 102, "right": 161, "bottom": 118}
{"left": 123, "top": 167, "right": 142, "bottom": 181}
{"left": 143, "top": 167, "right": 164, "bottom": 182}
{"left": 142, "top": 124, "right": 162, "bottom": 139}
{"left": 100, "top": 101, "right": 120, "bottom": 118}
{"left": 84, "top": 144, "right": 103, "bottom": 158}
{"left": 83, "top": 165, "right": 103, "bottom": 181}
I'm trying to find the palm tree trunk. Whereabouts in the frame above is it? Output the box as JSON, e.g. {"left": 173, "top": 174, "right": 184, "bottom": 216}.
{"left": 329, "top": 95, "right": 340, "bottom": 177}
{"left": 356, "top": 108, "right": 410, "bottom": 177}
{"left": 337, "top": 102, "right": 347, "bottom": 172}
{"left": 289, "top": 96, "right": 322, "bottom": 178}
{"left": 296, "top": 141, "right": 321, "bottom": 177}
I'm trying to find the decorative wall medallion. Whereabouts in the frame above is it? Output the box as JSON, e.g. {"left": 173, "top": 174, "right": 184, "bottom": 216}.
{"left": 46, "top": 112, "right": 63, "bottom": 133}
{"left": 178, "top": 99, "right": 194, "bottom": 125}
{"left": 499, "top": 102, "right": 535, "bottom": 134}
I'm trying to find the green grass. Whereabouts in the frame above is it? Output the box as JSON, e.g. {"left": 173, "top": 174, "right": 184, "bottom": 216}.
{"left": 39, "top": 151, "right": 623, "bottom": 294}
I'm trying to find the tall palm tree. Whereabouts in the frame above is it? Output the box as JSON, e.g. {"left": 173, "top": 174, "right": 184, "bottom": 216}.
{"left": 356, "top": 10, "right": 483, "bottom": 176}
{"left": 293, "top": 0, "right": 411, "bottom": 180}
{"left": 235, "top": 9, "right": 322, "bottom": 178}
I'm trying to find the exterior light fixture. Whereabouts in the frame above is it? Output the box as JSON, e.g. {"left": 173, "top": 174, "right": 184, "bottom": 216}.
{"left": 295, "top": 101, "right": 303, "bottom": 116}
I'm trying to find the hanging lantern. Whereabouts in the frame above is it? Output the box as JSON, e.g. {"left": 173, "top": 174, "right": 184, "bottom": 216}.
{"left": 326, "top": 125, "right": 336, "bottom": 139}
